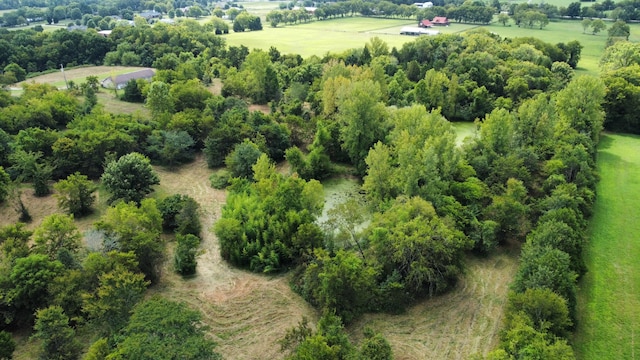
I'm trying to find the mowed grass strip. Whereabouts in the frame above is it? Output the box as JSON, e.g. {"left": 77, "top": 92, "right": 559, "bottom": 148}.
{"left": 574, "top": 133, "right": 640, "bottom": 359}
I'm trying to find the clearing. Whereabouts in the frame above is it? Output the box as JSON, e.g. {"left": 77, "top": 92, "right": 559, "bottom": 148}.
{"left": 574, "top": 133, "right": 640, "bottom": 359}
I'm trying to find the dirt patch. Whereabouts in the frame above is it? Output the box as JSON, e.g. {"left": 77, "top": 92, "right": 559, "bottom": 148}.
{"left": 248, "top": 104, "right": 270, "bottom": 114}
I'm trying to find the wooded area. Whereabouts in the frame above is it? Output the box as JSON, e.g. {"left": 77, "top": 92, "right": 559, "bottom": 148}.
{"left": 1, "top": 0, "right": 640, "bottom": 358}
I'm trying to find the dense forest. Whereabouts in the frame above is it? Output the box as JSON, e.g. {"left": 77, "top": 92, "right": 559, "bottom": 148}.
{"left": 1, "top": 0, "right": 640, "bottom": 358}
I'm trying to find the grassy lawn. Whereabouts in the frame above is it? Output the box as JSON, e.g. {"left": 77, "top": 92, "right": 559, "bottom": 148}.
{"left": 223, "top": 17, "right": 422, "bottom": 57}
{"left": 573, "top": 133, "right": 640, "bottom": 359}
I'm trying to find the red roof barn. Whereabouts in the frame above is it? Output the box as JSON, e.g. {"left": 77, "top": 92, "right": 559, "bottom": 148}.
{"left": 419, "top": 19, "right": 433, "bottom": 27}
{"left": 432, "top": 16, "right": 449, "bottom": 25}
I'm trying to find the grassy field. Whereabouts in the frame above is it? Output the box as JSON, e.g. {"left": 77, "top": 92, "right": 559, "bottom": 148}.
{"left": 573, "top": 133, "right": 640, "bottom": 359}
{"left": 222, "top": 14, "right": 616, "bottom": 75}
{"left": 223, "top": 17, "right": 419, "bottom": 57}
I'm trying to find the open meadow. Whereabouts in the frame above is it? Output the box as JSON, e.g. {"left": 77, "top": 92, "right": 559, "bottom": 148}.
{"left": 574, "top": 133, "right": 640, "bottom": 359}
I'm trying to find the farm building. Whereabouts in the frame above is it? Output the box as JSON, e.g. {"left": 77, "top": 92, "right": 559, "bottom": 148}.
{"left": 400, "top": 26, "right": 440, "bottom": 36}
{"left": 419, "top": 19, "right": 433, "bottom": 27}
{"left": 101, "top": 68, "right": 156, "bottom": 90}
{"left": 432, "top": 16, "right": 449, "bottom": 26}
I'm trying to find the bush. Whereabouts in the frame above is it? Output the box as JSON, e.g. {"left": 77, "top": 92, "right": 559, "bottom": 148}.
{"left": 174, "top": 234, "right": 200, "bottom": 275}
{"left": 210, "top": 170, "right": 231, "bottom": 189}
{"left": 157, "top": 194, "right": 201, "bottom": 236}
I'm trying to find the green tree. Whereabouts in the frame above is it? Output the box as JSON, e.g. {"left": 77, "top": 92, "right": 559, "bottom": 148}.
{"left": 581, "top": 18, "right": 592, "bottom": 33}
{"left": 95, "top": 199, "right": 163, "bottom": 282}
{"left": 106, "top": 297, "right": 221, "bottom": 360}
{"left": 360, "top": 328, "right": 393, "bottom": 360}
{"left": 82, "top": 267, "right": 149, "bottom": 332}
{"left": 0, "top": 331, "right": 15, "bottom": 360}
{"left": 9, "top": 150, "right": 53, "bottom": 197}
{"left": 498, "top": 13, "right": 510, "bottom": 26}
{"left": 3, "top": 63, "right": 26, "bottom": 82}
{"left": 505, "top": 288, "right": 572, "bottom": 338}
{"left": 174, "top": 234, "right": 200, "bottom": 276}
{"left": 225, "top": 139, "right": 264, "bottom": 179}
{"left": 512, "top": 243, "right": 578, "bottom": 319}
{"left": 368, "top": 197, "right": 471, "bottom": 298}
{"left": 54, "top": 172, "right": 97, "bottom": 216}
{"left": 146, "top": 130, "right": 195, "bottom": 167}
{"left": 0, "top": 167, "right": 9, "bottom": 203}
{"left": 338, "top": 80, "right": 387, "bottom": 176}
{"left": 145, "top": 81, "right": 174, "bottom": 122}
{"left": 590, "top": 19, "right": 606, "bottom": 35}
{"left": 32, "top": 214, "right": 81, "bottom": 261}
{"left": 101, "top": 152, "right": 160, "bottom": 204}
{"left": 8, "top": 254, "right": 64, "bottom": 323}
{"left": 33, "top": 306, "right": 81, "bottom": 360}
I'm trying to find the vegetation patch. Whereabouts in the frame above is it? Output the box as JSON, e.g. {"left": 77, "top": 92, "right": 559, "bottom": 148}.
{"left": 574, "top": 133, "right": 640, "bottom": 359}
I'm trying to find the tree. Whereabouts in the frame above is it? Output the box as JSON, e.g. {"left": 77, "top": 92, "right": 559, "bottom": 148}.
{"left": 338, "top": 80, "right": 388, "bottom": 176}
{"left": 101, "top": 152, "right": 160, "bottom": 204}
{"left": 95, "top": 199, "right": 163, "bottom": 282}
{"left": 54, "top": 172, "right": 97, "bottom": 216}
{"left": 0, "top": 331, "right": 15, "bottom": 360}
{"left": 8, "top": 254, "right": 64, "bottom": 323}
{"left": 146, "top": 130, "right": 195, "bottom": 167}
{"left": 600, "top": 41, "right": 640, "bottom": 72}
{"left": 82, "top": 267, "right": 149, "bottom": 332}
{"left": 590, "top": 19, "right": 606, "bottom": 35}
{"left": 225, "top": 139, "right": 264, "bottom": 179}
{"left": 145, "top": 81, "right": 174, "bottom": 122}
{"left": 368, "top": 197, "right": 471, "bottom": 298}
{"left": 3, "top": 63, "right": 26, "bottom": 82}
{"left": 505, "top": 288, "right": 572, "bottom": 338}
{"left": 9, "top": 150, "right": 53, "bottom": 197}
{"left": 498, "top": 13, "right": 510, "bottom": 26}
{"left": 32, "top": 213, "right": 81, "bottom": 261}
{"left": 121, "top": 79, "right": 144, "bottom": 103}
{"left": 360, "top": 328, "right": 393, "bottom": 360}
{"left": 0, "top": 167, "right": 9, "bottom": 203}
{"left": 106, "top": 297, "right": 221, "bottom": 359}
{"left": 607, "top": 20, "right": 630, "bottom": 43}
{"left": 174, "top": 234, "right": 200, "bottom": 275}
{"left": 581, "top": 18, "right": 592, "bottom": 33}
{"left": 33, "top": 306, "right": 81, "bottom": 360}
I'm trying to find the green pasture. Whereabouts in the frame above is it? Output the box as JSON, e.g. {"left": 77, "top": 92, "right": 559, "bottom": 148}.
{"left": 223, "top": 17, "right": 420, "bottom": 57}
{"left": 573, "top": 133, "right": 640, "bottom": 359}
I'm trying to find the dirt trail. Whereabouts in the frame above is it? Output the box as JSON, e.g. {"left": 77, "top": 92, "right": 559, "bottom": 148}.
{"left": 152, "top": 155, "right": 317, "bottom": 360}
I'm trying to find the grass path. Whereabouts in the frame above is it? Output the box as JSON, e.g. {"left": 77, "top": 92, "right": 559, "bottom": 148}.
{"left": 574, "top": 133, "right": 640, "bottom": 359}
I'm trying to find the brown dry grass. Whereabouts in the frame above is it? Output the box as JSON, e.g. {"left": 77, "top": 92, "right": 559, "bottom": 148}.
{"left": 349, "top": 251, "right": 518, "bottom": 359}
{"left": 2, "top": 154, "right": 516, "bottom": 359}
{"left": 17, "top": 66, "right": 151, "bottom": 88}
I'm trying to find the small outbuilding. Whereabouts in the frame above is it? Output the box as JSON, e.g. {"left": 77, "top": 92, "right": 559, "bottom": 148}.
{"left": 432, "top": 16, "right": 449, "bottom": 26}
{"left": 419, "top": 19, "right": 433, "bottom": 28}
{"left": 400, "top": 26, "right": 440, "bottom": 36}
{"left": 101, "top": 68, "right": 156, "bottom": 90}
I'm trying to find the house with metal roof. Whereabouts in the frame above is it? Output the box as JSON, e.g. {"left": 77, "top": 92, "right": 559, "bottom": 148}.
{"left": 101, "top": 68, "right": 156, "bottom": 90}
